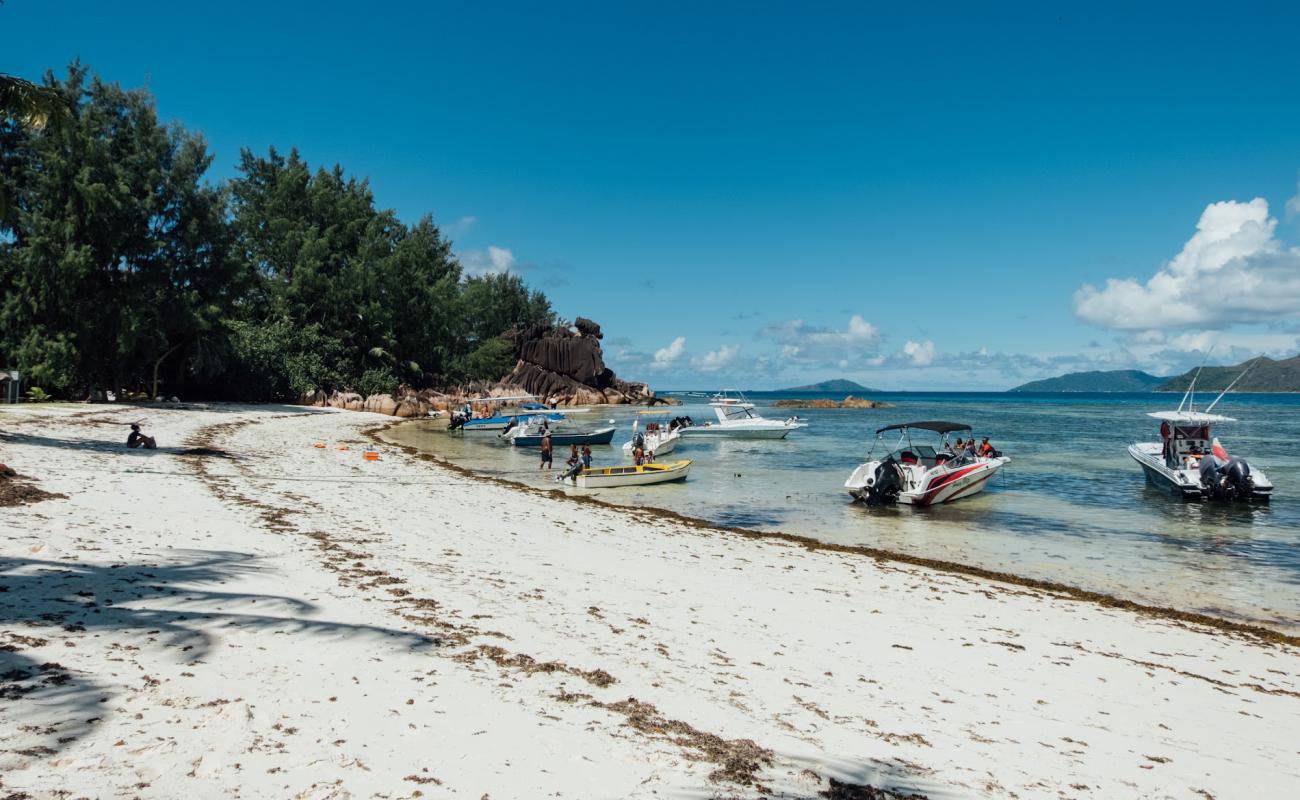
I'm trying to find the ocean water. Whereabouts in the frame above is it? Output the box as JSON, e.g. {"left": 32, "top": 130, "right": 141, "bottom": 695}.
{"left": 385, "top": 392, "right": 1300, "bottom": 632}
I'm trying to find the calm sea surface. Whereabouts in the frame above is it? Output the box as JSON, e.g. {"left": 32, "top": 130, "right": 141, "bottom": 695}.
{"left": 385, "top": 392, "right": 1300, "bottom": 633}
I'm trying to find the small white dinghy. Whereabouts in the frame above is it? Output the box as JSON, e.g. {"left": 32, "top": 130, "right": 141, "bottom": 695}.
{"left": 572, "top": 460, "right": 692, "bottom": 489}
{"left": 622, "top": 411, "right": 685, "bottom": 457}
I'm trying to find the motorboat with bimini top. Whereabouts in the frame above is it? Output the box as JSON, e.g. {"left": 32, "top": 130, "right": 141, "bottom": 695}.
{"left": 448, "top": 396, "right": 578, "bottom": 432}
{"left": 622, "top": 410, "right": 690, "bottom": 457}
{"left": 844, "top": 421, "right": 1008, "bottom": 506}
{"left": 570, "top": 459, "right": 692, "bottom": 489}
{"left": 503, "top": 414, "right": 617, "bottom": 447}
{"left": 678, "top": 392, "right": 806, "bottom": 440}
{"left": 1127, "top": 362, "right": 1272, "bottom": 502}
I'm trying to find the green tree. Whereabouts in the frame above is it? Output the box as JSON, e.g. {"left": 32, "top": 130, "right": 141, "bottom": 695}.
{"left": 0, "top": 63, "right": 239, "bottom": 398}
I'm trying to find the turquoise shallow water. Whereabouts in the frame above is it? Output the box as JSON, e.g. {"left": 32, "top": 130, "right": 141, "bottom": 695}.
{"left": 386, "top": 392, "right": 1300, "bottom": 633}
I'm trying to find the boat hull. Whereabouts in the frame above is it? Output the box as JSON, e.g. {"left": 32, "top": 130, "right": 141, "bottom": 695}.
{"left": 622, "top": 431, "right": 680, "bottom": 455}
{"left": 510, "top": 427, "right": 616, "bottom": 447}
{"left": 574, "top": 460, "right": 691, "bottom": 488}
{"left": 846, "top": 457, "right": 1007, "bottom": 506}
{"left": 679, "top": 425, "right": 795, "bottom": 440}
{"left": 1127, "top": 443, "right": 1271, "bottom": 502}
{"left": 462, "top": 412, "right": 564, "bottom": 431}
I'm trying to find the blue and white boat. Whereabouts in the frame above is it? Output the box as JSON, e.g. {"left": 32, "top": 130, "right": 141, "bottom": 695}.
{"left": 447, "top": 396, "right": 561, "bottom": 432}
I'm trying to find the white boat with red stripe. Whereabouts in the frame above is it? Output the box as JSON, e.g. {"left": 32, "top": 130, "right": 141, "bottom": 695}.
{"left": 844, "top": 421, "right": 1009, "bottom": 506}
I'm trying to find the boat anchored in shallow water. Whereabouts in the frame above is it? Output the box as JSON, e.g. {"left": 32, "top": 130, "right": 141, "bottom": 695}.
{"left": 1127, "top": 362, "right": 1272, "bottom": 502}
{"left": 572, "top": 460, "right": 692, "bottom": 488}
{"left": 503, "top": 415, "right": 616, "bottom": 447}
{"left": 622, "top": 411, "right": 688, "bottom": 457}
{"left": 844, "top": 421, "right": 1008, "bottom": 506}
{"left": 678, "top": 393, "right": 806, "bottom": 440}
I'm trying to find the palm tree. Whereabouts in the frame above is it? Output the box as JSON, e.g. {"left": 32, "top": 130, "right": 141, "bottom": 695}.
{"left": 1, "top": 73, "right": 65, "bottom": 221}
{"left": 0, "top": 72, "right": 62, "bottom": 129}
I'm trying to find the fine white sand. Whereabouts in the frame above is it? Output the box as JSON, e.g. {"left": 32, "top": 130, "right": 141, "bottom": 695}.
{"left": 1, "top": 403, "right": 1298, "bottom": 799}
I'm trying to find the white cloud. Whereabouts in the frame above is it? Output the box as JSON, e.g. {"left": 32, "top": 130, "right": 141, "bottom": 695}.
{"left": 692, "top": 344, "right": 739, "bottom": 372}
{"left": 652, "top": 336, "right": 686, "bottom": 368}
{"left": 1074, "top": 197, "right": 1300, "bottom": 330}
{"left": 1287, "top": 181, "right": 1300, "bottom": 220}
{"left": 458, "top": 245, "right": 516, "bottom": 276}
{"left": 446, "top": 215, "right": 478, "bottom": 236}
{"left": 761, "top": 314, "right": 881, "bottom": 365}
{"left": 901, "top": 340, "right": 936, "bottom": 366}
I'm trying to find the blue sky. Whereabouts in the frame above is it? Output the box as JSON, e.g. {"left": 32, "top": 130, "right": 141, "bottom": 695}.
{"left": 6, "top": 1, "right": 1300, "bottom": 389}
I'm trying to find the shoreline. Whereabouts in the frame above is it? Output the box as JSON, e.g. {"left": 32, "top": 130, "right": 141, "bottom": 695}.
{"left": 3, "top": 404, "right": 1298, "bottom": 798}
{"left": 374, "top": 418, "right": 1299, "bottom": 646}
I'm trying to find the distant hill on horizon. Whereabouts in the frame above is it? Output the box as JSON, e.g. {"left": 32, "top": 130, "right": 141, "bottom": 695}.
{"left": 1009, "top": 369, "right": 1167, "bottom": 393}
{"left": 1156, "top": 355, "right": 1300, "bottom": 393}
{"left": 779, "top": 378, "right": 880, "bottom": 393}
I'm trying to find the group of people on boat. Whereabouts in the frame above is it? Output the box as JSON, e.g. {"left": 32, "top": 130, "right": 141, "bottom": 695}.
{"left": 947, "top": 436, "right": 998, "bottom": 458}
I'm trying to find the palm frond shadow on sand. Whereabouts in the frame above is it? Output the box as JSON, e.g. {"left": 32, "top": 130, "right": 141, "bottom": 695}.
{"left": 0, "top": 549, "right": 435, "bottom": 765}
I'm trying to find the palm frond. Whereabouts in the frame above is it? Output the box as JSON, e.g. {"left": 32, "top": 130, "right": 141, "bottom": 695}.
{"left": 0, "top": 73, "right": 65, "bottom": 130}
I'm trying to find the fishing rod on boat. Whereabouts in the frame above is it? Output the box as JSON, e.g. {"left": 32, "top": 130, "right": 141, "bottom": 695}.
{"left": 1205, "top": 356, "right": 1261, "bottom": 414}
{"left": 1177, "top": 347, "right": 1213, "bottom": 414}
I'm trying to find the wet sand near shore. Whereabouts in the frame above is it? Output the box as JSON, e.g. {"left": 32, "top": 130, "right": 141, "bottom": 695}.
{"left": 2, "top": 404, "right": 1298, "bottom": 799}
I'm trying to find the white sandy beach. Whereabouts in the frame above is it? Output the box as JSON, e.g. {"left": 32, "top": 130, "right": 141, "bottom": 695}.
{"left": 2, "top": 404, "right": 1298, "bottom": 799}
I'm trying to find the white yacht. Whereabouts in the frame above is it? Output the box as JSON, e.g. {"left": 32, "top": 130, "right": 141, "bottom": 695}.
{"left": 678, "top": 393, "right": 806, "bottom": 440}
{"left": 1127, "top": 365, "right": 1271, "bottom": 502}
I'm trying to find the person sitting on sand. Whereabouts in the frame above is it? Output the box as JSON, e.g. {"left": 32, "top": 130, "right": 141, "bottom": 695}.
{"left": 126, "top": 423, "right": 156, "bottom": 450}
{"left": 540, "top": 433, "right": 553, "bottom": 470}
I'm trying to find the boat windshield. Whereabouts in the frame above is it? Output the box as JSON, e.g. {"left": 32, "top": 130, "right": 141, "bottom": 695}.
{"left": 889, "top": 445, "right": 939, "bottom": 466}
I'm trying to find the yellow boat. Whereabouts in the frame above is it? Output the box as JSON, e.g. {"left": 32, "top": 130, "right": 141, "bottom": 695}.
{"left": 573, "top": 459, "right": 691, "bottom": 488}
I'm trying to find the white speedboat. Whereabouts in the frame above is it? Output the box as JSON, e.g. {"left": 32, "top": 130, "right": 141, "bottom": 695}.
{"left": 621, "top": 411, "right": 686, "bottom": 457}
{"left": 678, "top": 393, "right": 806, "bottom": 440}
{"left": 573, "top": 460, "right": 691, "bottom": 488}
{"left": 844, "top": 421, "right": 1008, "bottom": 506}
{"left": 1127, "top": 365, "right": 1271, "bottom": 502}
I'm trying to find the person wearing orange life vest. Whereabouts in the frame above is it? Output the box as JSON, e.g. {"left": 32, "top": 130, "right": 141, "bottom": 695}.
{"left": 978, "top": 437, "right": 996, "bottom": 457}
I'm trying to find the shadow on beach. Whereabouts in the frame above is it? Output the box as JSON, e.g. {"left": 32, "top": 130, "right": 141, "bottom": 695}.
{"left": 0, "top": 428, "right": 250, "bottom": 459}
{"left": 0, "top": 549, "right": 435, "bottom": 765}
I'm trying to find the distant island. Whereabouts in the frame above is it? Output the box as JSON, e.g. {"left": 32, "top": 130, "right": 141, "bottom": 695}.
{"left": 780, "top": 378, "right": 880, "bottom": 393}
{"left": 1010, "top": 355, "right": 1300, "bottom": 393}
{"left": 1156, "top": 355, "right": 1300, "bottom": 393}
{"left": 1009, "top": 370, "right": 1166, "bottom": 393}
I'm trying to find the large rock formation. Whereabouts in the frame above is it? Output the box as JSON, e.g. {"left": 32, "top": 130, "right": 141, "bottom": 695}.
{"left": 297, "top": 316, "right": 655, "bottom": 417}
{"left": 502, "top": 318, "right": 652, "bottom": 406}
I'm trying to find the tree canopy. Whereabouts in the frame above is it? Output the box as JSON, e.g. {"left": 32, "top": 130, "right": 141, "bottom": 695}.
{"left": 0, "top": 64, "right": 556, "bottom": 400}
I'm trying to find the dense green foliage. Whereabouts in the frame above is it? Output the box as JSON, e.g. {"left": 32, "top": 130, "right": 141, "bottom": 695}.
{"left": 0, "top": 64, "right": 554, "bottom": 400}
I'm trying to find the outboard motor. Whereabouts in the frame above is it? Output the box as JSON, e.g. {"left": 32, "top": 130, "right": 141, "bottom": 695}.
{"left": 558, "top": 459, "right": 585, "bottom": 484}
{"left": 447, "top": 412, "right": 466, "bottom": 432}
{"left": 633, "top": 432, "right": 645, "bottom": 449}
{"left": 1223, "top": 457, "right": 1254, "bottom": 500}
{"left": 1199, "top": 455, "right": 1254, "bottom": 501}
{"left": 863, "top": 458, "right": 904, "bottom": 506}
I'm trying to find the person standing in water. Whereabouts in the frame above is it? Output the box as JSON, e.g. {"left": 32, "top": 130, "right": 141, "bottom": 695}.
{"left": 580, "top": 444, "right": 592, "bottom": 470}
{"left": 540, "top": 432, "right": 553, "bottom": 470}
{"left": 567, "top": 444, "right": 579, "bottom": 468}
